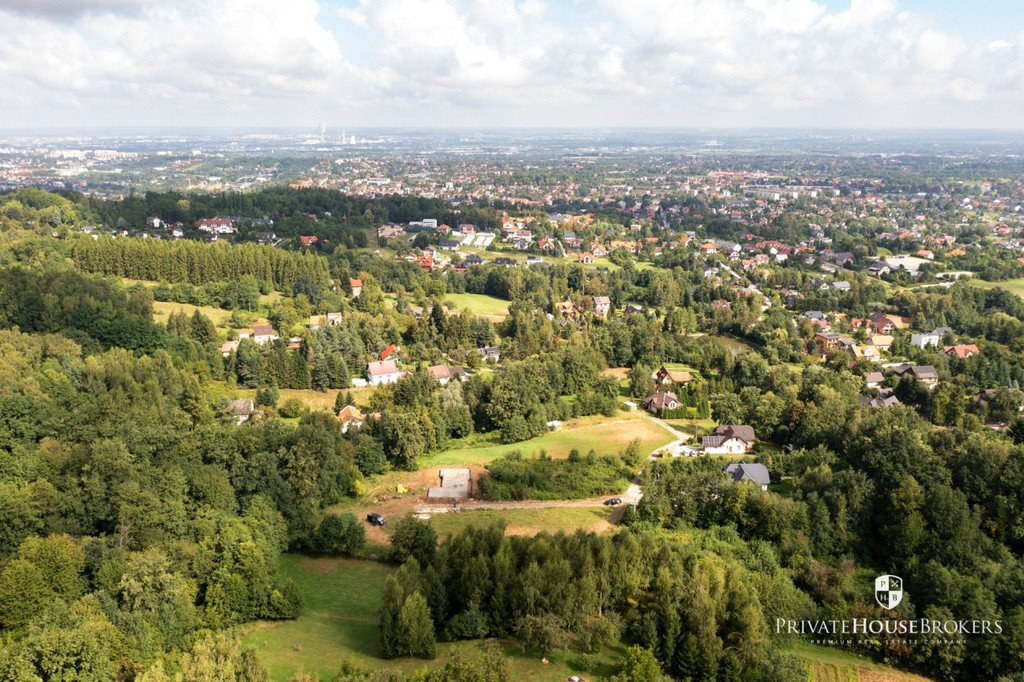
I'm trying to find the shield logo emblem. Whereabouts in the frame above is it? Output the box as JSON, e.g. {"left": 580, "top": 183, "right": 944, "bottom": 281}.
{"left": 875, "top": 574, "right": 903, "bottom": 610}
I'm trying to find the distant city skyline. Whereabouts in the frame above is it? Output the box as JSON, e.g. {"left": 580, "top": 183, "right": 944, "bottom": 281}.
{"left": 1, "top": 0, "right": 1023, "bottom": 130}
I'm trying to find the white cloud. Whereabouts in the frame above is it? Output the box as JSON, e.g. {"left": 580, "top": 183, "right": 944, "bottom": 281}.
{"left": 0, "top": 0, "right": 1023, "bottom": 128}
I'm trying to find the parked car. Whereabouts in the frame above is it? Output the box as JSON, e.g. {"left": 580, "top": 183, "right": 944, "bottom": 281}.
{"left": 603, "top": 498, "right": 622, "bottom": 506}
{"left": 366, "top": 513, "right": 386, "bottom": 526}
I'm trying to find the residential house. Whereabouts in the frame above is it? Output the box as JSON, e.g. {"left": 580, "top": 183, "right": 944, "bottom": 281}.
{"left": 910, "top": 332, "right": 941, "bottom": 349}
{"left": 427, "top": 365, "right": 468, "bottom": 385}
{"left": 864, "top": 371, "right": 885, "bottom": 389}
{"left": 803, "top": 310, "right": 828, "bottom": 324}
{"left": 815, "top": 332, "right": 844, "bottom": 351}
{"left": 723, "top": 462, "right": 770, "bottom": 491}
{"left": 702, "top": 424, "right": 756, "bottom": 455}
{"left": 227, "top": 398, "right": 257, "bottom": 425}
{"left": 220, "top": 339, "right": 240, "bottom": 356}
{"left": 252, "top": 325, "right": 277, "bottom": 344}
{"left": 578, "top": 252, "right": 596, "bottom": 265}
{"left": 478, "top": 346, "right": 501, "bottom": 363}
{"left": 848, "top": 344, "right": 881, "bottom": 363}
{"left": 893, "top": 364, "right": 939, "bottom": 388}
{"left": 834, "top": 252, "right": 854, "bottom": 267}
{"left": 653, "top": 366, "right": 692, "bottom": 386}
{"left": 196, "top": 217, "right": 235, "bottom": 234}
{"left": 366, "top": 360, "right": 403, "bottom": 386}
{"left": 350, "top": 278, "right": 362, "bottom": 297}
{"left": 868, "top": 335, "right": 894, "bottom": 353}
{"left": 337, "top": 405, "right": 364, "bottom": 434}
{"left": 642, "top": 391, "right": 681, "bottom": 414}
{"left": 943, "top": 344, "right": 979, "bottom": 359}
{"left": 309, "top": 312, "right": 343, "bottom": 329}
{"left": 859, "top": 394, "right": 901, "bottom": 408}
{"left": 557, "top": 299, "right": 577, "bottom": 318}
{"left": 593, "top": 296, "right": 611, "bottom": 318}
{"left": 299, "top": 235, "right": 319, "bottom": 247}
{"left": 868, "top": 261, "right": 891, "bottom": 276}
{"left": 867, "top": 312, "right": 905, "bottom": 335}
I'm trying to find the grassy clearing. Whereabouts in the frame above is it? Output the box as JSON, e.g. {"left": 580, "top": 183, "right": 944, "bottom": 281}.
{"left": 970, "top": 277, "right": 1024, "bottom": 300}
{"left": 787, "top": 641, "right": 933, "bottom": 682}
{"left": 242, "top": 555, "right": 624, "bottom": 682}
{"left": 151, "top": 300, "right": 266, "bottom": 328}
{"left": 212, "top": 385, "right": 377, "bottom": 411}
{"left": 445, "top": 292, "right": 510, "bottom": 320}
{"left": 708, "top": 334, "right": 755, "bottom": 355}
{"left": 662, "top": 417, "right": 716, "bottom": 434}
{"left": 428, "top": 506, "right": 615, "bottom": 539}
{"left": 603, "top": 363, "right": 699, "bottom": 381}
{"left": 421, "top": 412, "right": 675, "bottom": 467}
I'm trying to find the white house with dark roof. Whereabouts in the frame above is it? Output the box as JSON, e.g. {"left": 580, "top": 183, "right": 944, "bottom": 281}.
{"left": 701, "top": 424, "right": 755, "bottom": 455}
{"left": 252, "top": 325, "right": 278, "bottom": 344}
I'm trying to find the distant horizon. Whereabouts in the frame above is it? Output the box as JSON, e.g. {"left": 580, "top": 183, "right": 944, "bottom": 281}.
{"left": 3, "top": 125, "right": 1024, "bottom": 135}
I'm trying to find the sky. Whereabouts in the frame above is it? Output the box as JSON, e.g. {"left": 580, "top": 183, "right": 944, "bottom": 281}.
{"left": 0, "top": 0, "right": 1023, "bottom": 130}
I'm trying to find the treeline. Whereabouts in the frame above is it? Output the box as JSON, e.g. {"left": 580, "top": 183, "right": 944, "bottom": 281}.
{"left": 83, "top": 187, "right": 502, "bottom": 235}
{"left": 0, "top": 266, "right": 166, "bottom": 353}
{"left": 379, "top": 522, "right": 807, "bottom": 681}
{"left": 73, "top": 236, "right": 330, "bottom": 291}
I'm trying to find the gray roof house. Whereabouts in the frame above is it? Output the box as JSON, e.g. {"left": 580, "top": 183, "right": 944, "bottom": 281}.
{"left": 723, "top": 462, "right": 771, "bottom": 491}
{"left": 227, "top": 398, "right": 257, "bottom": 425}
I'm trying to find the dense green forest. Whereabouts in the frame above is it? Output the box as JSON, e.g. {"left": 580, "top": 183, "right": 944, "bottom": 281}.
{"left": 73, "top": 238, "right": 330, "bottom": 291}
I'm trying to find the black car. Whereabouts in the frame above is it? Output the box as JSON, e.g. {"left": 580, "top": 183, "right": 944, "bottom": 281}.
{"left": 366, "top": 513, "right": 386, "bottom": 526}
{"left": 603, "top": 498, "right": 622, "bottom": 506}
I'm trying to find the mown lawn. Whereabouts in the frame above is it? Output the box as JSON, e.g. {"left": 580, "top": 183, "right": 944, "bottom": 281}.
{"left": 445, "top": 292, "right": 510, "bottom": 319}
{"left": 970, "top": 277, "right": 1024, "bottom": 301}
{"left": 787, "top": 641, "right": 933, "bottom": 682}
{"left": 420, "top": 412, "right": 676, "bottom": 467}
{"left": 242, "top": 555, "right": 624, "bottom": 682}
{"left": 428, "top": 506, "right": 615, "bottom": 539}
